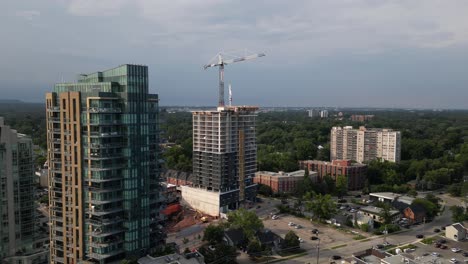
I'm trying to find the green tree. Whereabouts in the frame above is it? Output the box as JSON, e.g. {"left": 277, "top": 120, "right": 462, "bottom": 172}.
{"left": 335, "top": 175, "right": 348, "bottom": 197}
{"left": 450, "top": 206, "right": 468, "bottom": 223}
{"left": 202, "top": 224, "right": 224, "bottom": 244}
{"left": 227, "top": 208, "right": 264, "bottom": 239}
{"left": 247, "top": 238, "right": 262, "bottom": 255}
{"left": 412, "top": 198, "right": 438, "bottom": 218}
{"left": 380, "top": 203, "right": 393, "bottom": 225}
{"left": 284, "top": 231, "right": 300, "bottom": 248}
{"left": 305, "top": 193, "right": 337, "bottom": 221}
{"left": 448, "top": 184, "right": 462, "bottom": 197}
{"left": 258, "top": 184, "right": 273, "bottom": 196}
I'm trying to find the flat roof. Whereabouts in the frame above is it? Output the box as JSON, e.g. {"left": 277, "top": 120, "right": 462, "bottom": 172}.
{"left": 360, "top": 206, "right": 399, "bottom": 216}
{"left": 256, "top": 170, "right": 317, "bottom": 177}
{"left": 369, "top": 192, "right": 414, "bottom": 204}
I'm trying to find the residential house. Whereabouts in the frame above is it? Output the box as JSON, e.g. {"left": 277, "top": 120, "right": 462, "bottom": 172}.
{"left": 446, "top": 223, "right": 467, "bottom": 241}
{"left": 223, "top": 228, "right": 247, "bottom": 248}
{"left": 359, "top": 206, "right": 400, "bottom": 224}
{"left": 403, "top": 204, "right": 427, "bottom": 224}
{"left": 256, "top": 229, "right": 284, "bottom": 251}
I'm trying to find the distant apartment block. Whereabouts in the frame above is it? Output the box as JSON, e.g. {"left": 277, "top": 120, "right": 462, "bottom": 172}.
{"left": 0, "top": 117, "right": 49, "bottom": 264}
{"left": 46, "top": 65, "right": 165, "bottom": 263}
{"left": 299, "top": 160, "right": 367, "bottom": 191}
{"left": 320, "top": 110, "right": 329, "bottom": 118}
{"left": 331, "top": 126, "right": 401, "bottom": 163}
{"left": 307, "top": 109, "right": 320, "bottom": 118}
{"left": 182, "top": 106, "right": 258, "bottom": 216}
{"left": 253, "top": 170, "right": 318, "bottom": 193}
{"left": 350, "top": 114, "right": 374, "bottom": 122}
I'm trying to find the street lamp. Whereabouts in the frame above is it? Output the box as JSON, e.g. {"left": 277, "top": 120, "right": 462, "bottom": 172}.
{"left": 314, "top": 230, "right": 320, "bottom": 264}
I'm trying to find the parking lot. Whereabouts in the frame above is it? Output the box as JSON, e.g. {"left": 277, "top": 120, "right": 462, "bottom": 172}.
{"left": 263, "top": 214, "right": 356, "bottom": 254}
{"left": 408, "top": 236, "right": 468, "bottom": 263}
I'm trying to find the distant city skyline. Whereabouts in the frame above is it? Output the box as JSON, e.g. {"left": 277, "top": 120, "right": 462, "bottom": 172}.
{"left": 1, "top": 1, "right": 468, "bottom": 109}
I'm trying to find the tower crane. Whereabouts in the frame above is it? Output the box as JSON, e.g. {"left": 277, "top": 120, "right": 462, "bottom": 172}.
{"left": 204, "top": 51, "right": 265, "bottom": 107}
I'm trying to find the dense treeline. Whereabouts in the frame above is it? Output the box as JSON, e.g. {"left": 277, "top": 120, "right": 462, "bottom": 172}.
{"left": 3, "top": 102, "right": 468, "bottom": 192}
{"left": 160, "top": 109, "right": 468, "bottom": 192}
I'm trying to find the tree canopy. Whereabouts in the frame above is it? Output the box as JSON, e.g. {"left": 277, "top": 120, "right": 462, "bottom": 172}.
{"left": 227, "top": 208, "right": 264, "bottom": 239}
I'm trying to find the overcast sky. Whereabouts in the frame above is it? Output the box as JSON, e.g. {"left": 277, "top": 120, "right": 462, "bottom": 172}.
{"left": 1, "top": 0, "right": 468, "bottom": 109}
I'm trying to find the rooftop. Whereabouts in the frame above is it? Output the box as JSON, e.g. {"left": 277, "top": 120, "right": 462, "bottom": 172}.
{"left": 360, "top": 206, "right": 399, "bottom": 216}
{"left": 256, "top": 170, "right": 313, "bottom": 177}
{"left": 369, "top": 192, "right": 414, "bottom": 204}
{"left": 138, "top": 253, "right": 205, "bottom": 264}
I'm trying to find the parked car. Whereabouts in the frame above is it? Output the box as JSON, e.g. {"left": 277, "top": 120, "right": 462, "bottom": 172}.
{"left": 463, "top": 252, "right": 468, "bottom": 257}
{"left": 431, "top": 252, "right": 440, "bottom": 257}
{"left": 331, "top": 255, "right": 342, "bottom": 260}
{"left": 355, "top": 194, "right": 361, "bottom": 198}
{"left": 434, "top": 228, "right": 440, "bottom": 233}
{"left": 441, "top": 245, "right": 448, "bottom": 249}
{"left": 416, "top": 234, "right": 424, "bottom": 239}
{"left": 450, "top": 258, "right": 458, "bottom": 264}
{"left": 311, "top": 236, "right": 319, "bottom": 240}
{"left": 271, "top": 215, "right": 279, "bottom": 220}
{"left": 452, "top": 248, "right": 461, "bottom": 253}
{"left": 311, "top": 228, "right": 319, "bottom": 234}
{"left": 298, "top": 238, "right": 304, "bottom": 243}
{"left": 288, "top": 222, "right": 295, "bottom": 226}
{"left": 435, "top": 243, "right": 441, "bottom": 248}
{"left": 295, "top": 225, "right": 302, "bottom": 229}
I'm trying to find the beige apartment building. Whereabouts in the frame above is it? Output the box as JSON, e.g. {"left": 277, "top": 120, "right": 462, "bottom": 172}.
{"left": 331, "top": 126, "right": 401, "bottom": 163}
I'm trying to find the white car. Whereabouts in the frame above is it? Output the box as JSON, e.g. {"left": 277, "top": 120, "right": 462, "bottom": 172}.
{"left": 288, "top": 222, "right": 295, "bottom": 226}
{"left": 295, "top": 225, "right": 302, "bottom": 229}
{"left": 450, "top": 258, "right": 458, "bottom": 263}
{"left": 272, "top": 215, "right": 279, "bottom": 220}
{"left": 298, "top": 238, "right": 304, "bottom": 243}
{"left": 431, "top": 252, "right": 440, "bottom": 257}
{"left": 452, "top": 248, "right": 461, "bottom": 253}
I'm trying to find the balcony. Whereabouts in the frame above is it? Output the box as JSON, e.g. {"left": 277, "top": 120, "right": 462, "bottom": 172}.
{"left": 88, "top": 238, "right": 123, "bottom": 248}
{"left": 83, "top": 143, "right": 124, "bottom": 149}
{"left": 89, "top": 228, "right": 125, "bottom": 238}
{"left": 87, "top": 249, "right": 125, "bottom": 260}
{"left": 87, "top": 217, "right": 123, "bottom": 226}
{"left": 87, "top": 107, "right": 122, "bottom": 113}
{"left": 89, "top": 197, "right": 123, "bottom": 205}
{"left": 84, "top": 176, "right": 122, "bottom": 183}
{"left": 87, "top": 207, "right": 124, "bottom": 217}
{"left": 88, "top": 131, "right": 122, "bottom": 138}
{"left": 47, "top": 106, "right": 60, "bottom": 112}
{"left": 83, "top": 153, "right": 124, "bottom": 161}
{"left": 88, "top": 120, "right": 122, "bottom": 126}
{"left": 83, "top": 164, "right": 125, "bottom": 171}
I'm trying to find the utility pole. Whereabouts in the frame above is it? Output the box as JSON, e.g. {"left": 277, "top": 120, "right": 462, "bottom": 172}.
{"left": 315, "top": 230, "right": 320, "bottom": 264}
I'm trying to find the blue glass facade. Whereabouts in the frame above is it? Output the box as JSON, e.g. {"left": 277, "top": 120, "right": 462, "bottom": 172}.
{"left": 46, "top": 65, "right": 165, "bottom": 264}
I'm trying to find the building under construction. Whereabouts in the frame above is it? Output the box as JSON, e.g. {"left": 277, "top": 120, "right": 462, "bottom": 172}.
{"left": 181, "top": 106, "right": 258, "bottom": 216}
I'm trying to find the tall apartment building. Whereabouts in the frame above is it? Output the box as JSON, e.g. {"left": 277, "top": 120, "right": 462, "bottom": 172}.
{"left": 181, "top": 106, "right": 257, "bottom": 216}
{"left": 46, "top": 65, "right": 165, "bottom": 264}
{"left": 0, "top": 117, "right": 49, "bottom": 263}
{"left": 307, "top": 109, "right": 320, "bottom": 118}
{"left": 331, "top": 126, "right": 401, "bottom": 163}
{"left": 320, "top": 110, "right": 329, "bottom": 118}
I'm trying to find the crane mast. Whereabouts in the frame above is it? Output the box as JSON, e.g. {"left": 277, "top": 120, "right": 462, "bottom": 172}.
{"left": 204, "top": 51, "right": 265, "bottom": 107}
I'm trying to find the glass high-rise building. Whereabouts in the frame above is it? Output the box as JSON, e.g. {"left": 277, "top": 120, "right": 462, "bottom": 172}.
{"left": 0, "top": 117, "right": 49, "bottom": 264}
{"left": 46, "top": 65, "right": 165, "bottom": 264}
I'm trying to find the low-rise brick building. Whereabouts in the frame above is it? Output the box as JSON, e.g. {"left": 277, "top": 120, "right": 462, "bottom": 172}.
{"left": 163, "top": 169, "right": 194, "bottom": 186}
{"left": 253, "top": 170, "right": 318, "bottom": 194}
{"left": 298, "top": 160, "right": 367, "bottom": 191}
